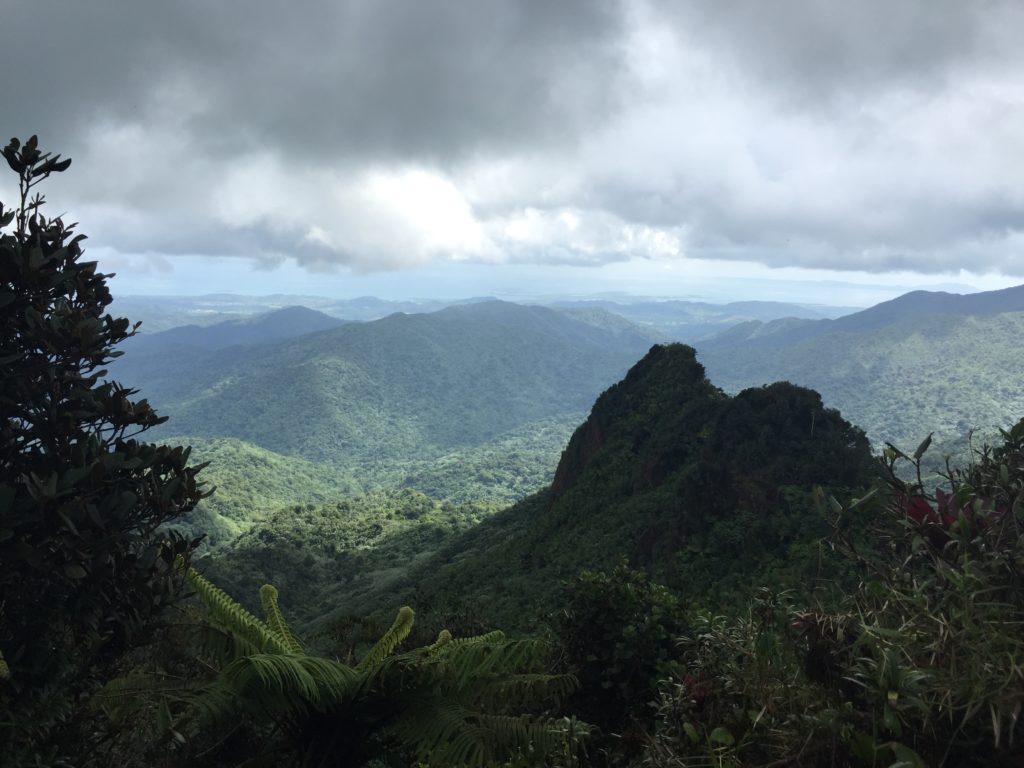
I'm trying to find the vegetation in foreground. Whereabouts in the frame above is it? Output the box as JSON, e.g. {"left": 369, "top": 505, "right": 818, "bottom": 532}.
{"left": 0, "top": 136, "right": 205, "bottom": 760}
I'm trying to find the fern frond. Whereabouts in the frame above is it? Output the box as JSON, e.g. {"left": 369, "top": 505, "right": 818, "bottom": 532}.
{"left": 390, "top": 704, "right": 587, "bottom": 767}
{"left": 89, "top": 670, "right": 188, "bottom": 724}
{"left": 183, "top": 680, "right": 245, "bottom": 726}
{"left": 442, "top": 629, "right": 506, "bottom": 647}
{"left": 425, "top": 629, "right": 454, "bottom": 654}
{"left": 220, "top": 653, "right": 358, "bottom": 711}
{"left": 191, "top": 622, "right": 267, "bottom": 667}
{"left": 357, "top": 606, "right": 414, "bottom": 670}
{"left": 441, "top": 638, "right": 551, "bottom": 686}
{"left": 474, "top": 712, "right": 589, "bottom": 759}
{"left": 260, "top": 584, "right": 303, "bottom": 653}
{"left": 387, "top": 701, "right": 485, "bottom": 767}
{"left": 184, "top": 566, "right": 290, "bottom": 656}
{"left": 477, "top": 672, "right": 579, "bottom": 710}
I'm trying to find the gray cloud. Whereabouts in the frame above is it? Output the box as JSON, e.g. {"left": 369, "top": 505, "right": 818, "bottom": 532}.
{"left": 2, "top": 0, "right": 1024, "bottom": 277}
{"left": 5, "top": 0, "right": 625, "bottom": 162}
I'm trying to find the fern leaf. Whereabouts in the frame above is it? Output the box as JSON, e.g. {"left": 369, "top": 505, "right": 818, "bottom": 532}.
{"left": 357, "top": 606, "right": 414, "bottom": 670}
{"left": 475, "top": 712, "right": 588, "bottom": 759}
{"left": 390, "top": 704, "right": 586, "bottom": 767}
{"left": 184, "top": 566, "right": 290, "bottom": 656}
{"left": 387, "top": 701, "right": 483, "bottom": 766}
{"left": 425, "top": 629, "right": 454, "bottom": 654}
{"left": 260, "top": 584, "right": 303, "bottom": 653}
{"left": 477, "top": 672, "right": 579, "bottom": 710}
{"left": 441, "top": 638, "right": 550, "bottom": 686}
{"left": 220, "top": 653, "right": 358, "bottom": 711}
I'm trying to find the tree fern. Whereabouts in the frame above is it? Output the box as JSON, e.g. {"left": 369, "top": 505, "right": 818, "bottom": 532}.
{"left": 172, "top": 565, "right": 590, "bottom": 766}
{"left": 179, "top": 558, "right": 290, "bottom": 657}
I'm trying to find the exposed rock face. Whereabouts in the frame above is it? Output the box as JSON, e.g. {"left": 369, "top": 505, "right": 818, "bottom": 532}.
{"left": 549, "top": 415, "right": 608, "bottom": 504}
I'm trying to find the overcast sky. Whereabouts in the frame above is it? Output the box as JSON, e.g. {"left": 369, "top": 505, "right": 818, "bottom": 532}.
{"left": 3, "top": 0, "right": 1023, "bottom": 304}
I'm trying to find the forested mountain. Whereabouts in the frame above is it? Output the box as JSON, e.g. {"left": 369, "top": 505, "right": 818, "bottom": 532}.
{"left": 698, "top": 285, "right": 1024, "bottom": 450}
{"left": 110, "top": 302, "right": 657, "bottom": 540}
{"left": 120, "top": 305, "right": 346, "bottom": 354}
{"left": 175, "top": 414, "right": 582, "bottom": 547}
{"left": 109, "top": 293, "right": 475, "bottom": 331}
{"left": 119, "top": 300, "right": 657, "bottom": 464}
{"left": 207, "top": 344, "right": 875, "bottom": 633}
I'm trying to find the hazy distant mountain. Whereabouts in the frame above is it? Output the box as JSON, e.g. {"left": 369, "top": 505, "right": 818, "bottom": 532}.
{"left": 548, "top": 298, "right": 858, "bottom": 342}
{"left": 698, "top": 284, "right": 1024, "bottom": 449}
{"left": 121, "top": 300, "right": 657, "bottom": 465}
{"left": 110, "top": 293, "right": 494, "bottom": 331}
{"left": 122, "top": 305, "right": 346, "bottom": 354}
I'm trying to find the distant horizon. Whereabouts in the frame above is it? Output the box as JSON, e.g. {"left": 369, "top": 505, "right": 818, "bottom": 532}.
{"left": 104, "top": 257, "right": 1021, "bottom": 311}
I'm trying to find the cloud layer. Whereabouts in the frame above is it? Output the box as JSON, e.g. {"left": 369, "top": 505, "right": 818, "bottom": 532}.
{"left": 4, "top": 0, "right": 1023, "bottom": 276}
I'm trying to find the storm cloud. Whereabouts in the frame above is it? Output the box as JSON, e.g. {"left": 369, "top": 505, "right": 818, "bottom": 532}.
{"left": 3, "top": 0, "right": 1023, "bottom": 276}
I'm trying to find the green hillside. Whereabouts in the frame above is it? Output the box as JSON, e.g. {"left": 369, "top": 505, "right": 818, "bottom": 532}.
{"left": 197, "top": 489, "right": 498, "bottom": 627}
{"left": 120, "top": 305, "right": 346, "bottom": 355}
{"left": 165, "top": 437, "right": 362, "bottom": 546}
{"left": 388, "top": 344, "right": 875, "bottom": 630}
{"left": 176, "top": 413, "right": 582, "bottom": 548}
{"left": 122, "top": 300, "right": 656, "bottom": 464}
{"left": 698, "top": 293, "right": 1024, "bottom": 451}
{"left": 209, "top": 344, "right": 875, "bottom": 634}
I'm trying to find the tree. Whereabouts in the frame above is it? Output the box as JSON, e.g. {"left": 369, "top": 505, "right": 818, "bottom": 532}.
{"left": 553, "top": 560, "right": 687, "bottom": 762}
{"left": 0, "top": 136, "right": 206, "bottom": 753}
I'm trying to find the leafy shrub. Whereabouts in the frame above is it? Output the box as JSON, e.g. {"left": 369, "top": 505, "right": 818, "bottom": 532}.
{"left": 642, "top": 422, "right": 1024, "bottom": 767}
{"left": 554, "top": 560, "right": 687, "bottom": 761}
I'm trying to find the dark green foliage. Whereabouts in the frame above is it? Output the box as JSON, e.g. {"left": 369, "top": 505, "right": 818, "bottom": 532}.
{"left": 376, "top": 345, "right": 874, "bottom": 633}
{"left": 642, "top": 422, "right": 1024, "bottom": 766}
{"left": 554, "top": 561, "right": 687, "bottom": 758}
{"left": 165, "top": 436, "right": 364, "bottom": 547}
{"left": 112, "top": 299, "right": 653, "bottom": 465}
{"left": 175, "top": 414, "right": 581, "bottom": 550}
{"left": 698, "top": 289, "right": 1024, "bottom": 453}
{"left": 200, "top": 490, "right": 498, "bottom": 627}
{"left": 0, "top": 137, "right": 205, "bottom": 759}
{"left": 101, "top": 567, "right": 590, "bottom": 767}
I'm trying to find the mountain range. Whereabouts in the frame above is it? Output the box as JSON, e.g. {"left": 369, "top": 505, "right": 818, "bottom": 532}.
{"left": 549, "top": 298, "right": 858, "bottom": 341}
{"left": 118, "top": 300, "right": 658, "bottom": 463}
{"left": 697, "top": 284, "right": 1024, "bottom": 450}
{"left": 203, "top": 344, "right": 876, "bottom": 631}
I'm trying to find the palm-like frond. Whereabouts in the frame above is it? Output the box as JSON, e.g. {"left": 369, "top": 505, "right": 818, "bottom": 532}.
{"left": 356, "top": 605, "right": 414, "bottom": 671}
{"left": 183, "top": 563, "right": 290, "bottom": 656}
{"left": 438, "top": 637, "right": 552, "bottom": 686}
{"left": 260, "top": 584, "right": 304, "bottom": 653}
{"left": 220, "top": 653, "right": 358, "bottom": 711}
{"left": 476, "top": 672, "right": 579, "bottom": 710}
